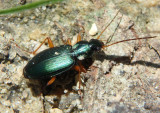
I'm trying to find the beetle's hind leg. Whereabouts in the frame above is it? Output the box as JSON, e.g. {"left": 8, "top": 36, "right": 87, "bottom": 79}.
{"left": 12, "top": 37, "right": 54, "bottom": 55}
{"left": 32, "top": 37, "right": 54, "bottom": 55}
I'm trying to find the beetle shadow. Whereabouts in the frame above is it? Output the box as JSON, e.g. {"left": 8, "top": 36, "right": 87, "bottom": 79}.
{"left": 95, "top": 51, "right": 160, "bottom": 68}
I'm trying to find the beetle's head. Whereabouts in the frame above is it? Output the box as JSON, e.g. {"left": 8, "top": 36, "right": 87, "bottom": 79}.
{"left": 89, "top": 39, "right": 104, "bottom": 52}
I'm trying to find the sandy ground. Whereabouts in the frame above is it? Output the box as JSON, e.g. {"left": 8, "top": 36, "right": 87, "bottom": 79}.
{"left": 0, "top": 0, "right": 160, "bottom": 113}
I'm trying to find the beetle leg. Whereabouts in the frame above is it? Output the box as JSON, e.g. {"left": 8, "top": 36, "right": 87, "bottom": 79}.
{"left": 78, "top": 61, "right": 87, "bottom": 73}
{"left": 77, "top": 32, "right": 82, "bottom": 42}
{"left": 74, "top": 64, "right": 86, "bottom": 73}
{"left": 74, "top": 64, "right": 86, "bottom": 89}
{"left": 73, "top": 63, "right": 87, "bottom": 97}
{"left": 66, "top": 38, "right": 72, "bottom": 45}
{"left": 11, "top": 37, "right": 54, "bottom": 55}
{"left": 32, "top": 37, "right": 54, "bottom": 55}
{"left": 47, "top": 76, "right": 56, "bottom": 86}
{"left": 76, "top": 25, "right": 85, "bottom": 43}
{"left": 73, "top": 65, "right": 82, "bottom": 95}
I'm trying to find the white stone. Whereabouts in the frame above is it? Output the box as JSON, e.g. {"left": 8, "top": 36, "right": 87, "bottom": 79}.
{"left": 89, "top": 23, "right": 98, "bottom": 36}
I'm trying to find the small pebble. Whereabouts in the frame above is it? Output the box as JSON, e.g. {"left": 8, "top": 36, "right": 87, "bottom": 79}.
{"left": 64, "top": 89, "right": 68, "bottom": 94}
{"left": 89, "top": 23, "right": 98, "bottom": 36}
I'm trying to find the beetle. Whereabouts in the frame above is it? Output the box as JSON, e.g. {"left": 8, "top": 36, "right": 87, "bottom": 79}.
{"left": 23, "top": 11, "right": 156, "bottom": 86}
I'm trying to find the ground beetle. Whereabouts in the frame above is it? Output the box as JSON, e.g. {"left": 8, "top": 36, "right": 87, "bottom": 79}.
{"left": 23, "top": 10, "right": 156, "bottom": 86}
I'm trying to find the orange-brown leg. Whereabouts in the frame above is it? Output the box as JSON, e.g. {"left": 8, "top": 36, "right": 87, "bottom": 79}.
{"left": 78, "top": 61, "right": 87, "bottom": 73}
{"left": 32, "top": 37, "right": 54, "bottom": 55}
{"left": 73, "top": 64, "right": 87, "bottom": 73}
{"left": 47, "top": 76, "right": 56, "bottom": 86}
{"left": 11, "top": 37, "right": 54, "bottom": 55}
{"left": 77, "top": 32, "right": 82, "bottom": 43}
{"left": 73, "top": 63, "right": 87, "bottom": 97}
{"left": 76, "top": 25, "right": 85, "bottom": 43}
{"left": 66, "top": 38, "right": 72, "bottom": 45}
{"left": 73, "top": 65, "right": 82, "bottom": 95}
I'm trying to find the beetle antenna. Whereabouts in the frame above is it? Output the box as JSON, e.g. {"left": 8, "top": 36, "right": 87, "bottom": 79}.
{"left": 102, "top": 36, "right": 156, "bottom": 48}
{"left": 106, "top": 14, "right": 123, "bottom": 44}
{"left": 97, "top": 9, "right": 121, "bottom": 40}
